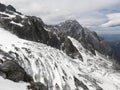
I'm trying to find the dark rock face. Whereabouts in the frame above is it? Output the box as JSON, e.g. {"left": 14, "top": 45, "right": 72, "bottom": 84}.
{"left": 74, "top": 77, "right": 89, "bottom": 90}
{"left": 0, "top": 3, "right": 6, "bottom": 12}
{"left": 55, "top": 20, "right": 83, "bottom": 36}
{"left": 7, "top": 5, "right": 16, "bottom": 12}
{"left": 0, "top": 3, "right": 16, "bottom": 12}
{"left": 83, "top": 29, "right": 113, "bottom": 56}
{"left": 0, "top": 60, "right": 33, "bottom": 82}
{"left": 0, "top": 71, "right": 6, "bottom": 78}
{"left": 54, "top": 20, "right": 113, "bottom": 57}
{"left": 62, "top": 37, "right": 83, "bottom": 60}
{"left": 27, "top": 82, "right": 47, "bottom": 90}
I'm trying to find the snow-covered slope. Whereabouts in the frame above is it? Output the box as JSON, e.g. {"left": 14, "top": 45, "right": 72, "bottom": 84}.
{"left": 0, "top": 76, "right": 28, "bottom": 90}
{"left": 0, "top": 28, "right": 120, "bottom": 90}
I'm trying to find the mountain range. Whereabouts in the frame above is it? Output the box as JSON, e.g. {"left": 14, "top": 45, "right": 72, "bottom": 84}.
{"left": 0, "top": 3, "right": 120, "bottom": 90}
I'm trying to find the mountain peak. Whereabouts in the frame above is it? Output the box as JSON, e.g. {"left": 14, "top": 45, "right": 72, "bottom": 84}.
{"left": 0, "top": 3, "right": 16, "bottom": 12}
{"left": 64, "top": 19, "right": 79, "bottom": 24}
{"left": 0, "top": 3, "right": 6, "bottom": 12}
{"left": 0, "top": 3, "right": 21, "bottom": 15}
{"left": 7, "top": 5, "right": 16, "bottom": 12}
{"left": 59, "top": 19, "right": 82, "bottom": 28}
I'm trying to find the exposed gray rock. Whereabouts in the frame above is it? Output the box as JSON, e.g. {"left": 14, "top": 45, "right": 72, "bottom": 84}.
{"left": 63, "top": 37, "right": 83, "bottom": 60}
{"left": 54, "top": 20, "right": 113, "bottom": 57}
{"left": 7, "top": 5, "right": 16, "bottom": 12}
{"left": 74, "top": 77, "right": 89, "bottom": 90}
{"left": 0, "top": 60, "right": 33, "bottom": 82}
{"left": 27, "top": 82, "right": 47, "bottom": 90}
{"left": 0, "top": 3, "right": 6, "bottom": 12}
{"left": 0, "top": 71, "right": 6, "bottom": 78}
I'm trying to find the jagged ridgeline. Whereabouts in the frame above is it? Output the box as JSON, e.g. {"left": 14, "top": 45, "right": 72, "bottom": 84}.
{"left": 0, "top": 3, "right": 114, "bottom": 58}
{"left": 0, "top": 3, "right": 120, "bottom": 90}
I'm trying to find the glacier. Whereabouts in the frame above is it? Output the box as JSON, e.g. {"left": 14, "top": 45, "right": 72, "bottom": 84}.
{"left": 0, "top": 27, "right": 120, "bottom": 90}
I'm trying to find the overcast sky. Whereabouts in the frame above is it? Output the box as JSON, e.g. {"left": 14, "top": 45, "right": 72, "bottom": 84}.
{"left": 0, "top": 0, "right": 120, "bottom": 30}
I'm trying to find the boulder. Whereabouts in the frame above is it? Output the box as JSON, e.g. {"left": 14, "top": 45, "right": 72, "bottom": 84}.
{"left": 0, "top": 60, "right": 33, "bottom": 82}
{"left": 27, "top": 82, "right": 47, "bottom": 90}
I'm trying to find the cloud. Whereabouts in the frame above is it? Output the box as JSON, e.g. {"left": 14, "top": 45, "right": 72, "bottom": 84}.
{"left": 101, "top": 13, "right": 120, "bottom": 27}
{"left": 0, "top": 0, "right": 120, "bottom": 25}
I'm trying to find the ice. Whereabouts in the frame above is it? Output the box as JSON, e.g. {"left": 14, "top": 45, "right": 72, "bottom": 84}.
{"left": 0, "top": 27, "right": 120, "bottom": 90}
{"left": 0, "top": 11, "right": 16, "bottom": 19}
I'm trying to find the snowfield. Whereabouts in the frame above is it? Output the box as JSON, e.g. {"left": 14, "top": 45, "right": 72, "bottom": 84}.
{"left": 0, "top": 28, "right": 120, "bottom": 90}
{"left": 0, "top": 76, "right": 29, "bottom": 90}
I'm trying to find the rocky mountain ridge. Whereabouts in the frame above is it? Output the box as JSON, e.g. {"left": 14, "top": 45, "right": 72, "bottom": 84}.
{"left": 0, "top": 3, "right": 115, "bottom": 60}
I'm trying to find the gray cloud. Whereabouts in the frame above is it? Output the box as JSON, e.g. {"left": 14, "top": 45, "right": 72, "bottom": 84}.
{"left": 101, "top": 13, "right": 120, "bottom": 27}
{"left": 0, "top": 0, "right": 120, "bottom": 25}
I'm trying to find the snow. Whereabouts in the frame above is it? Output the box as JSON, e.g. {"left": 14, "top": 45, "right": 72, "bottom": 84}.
{"left": 10, "top": 21, "right": 24, "bottom": 27}
{"left": 0, "top": 28, "right": 21, "bottom": 44}
{"left": 44, "top": 27, "right": 51, "bottom": 32}
{"left": 0, "top": 11, "right": 26, "bottom": 19}
{"left": 12, "top": 11, "right": 26, "bottom": 19}
{"left": 0, "top": 27, "right": 120, "bottom": 90}
{"left": 0, "top": 76, "right": 29, "bottom": 90}
{"left": 0, "top": 11, "right": 16, "bottom": 19}
{"left": 67, "top": 36, "right": 120, "bottom": 90}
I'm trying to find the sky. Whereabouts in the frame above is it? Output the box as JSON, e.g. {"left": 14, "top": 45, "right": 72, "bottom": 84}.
{"left": 0, "top": 0, "right": 120, "bottom": 34}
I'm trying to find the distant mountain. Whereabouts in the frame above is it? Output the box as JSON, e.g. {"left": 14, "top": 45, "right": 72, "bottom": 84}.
{"left": 100, "top": 34, "right": 120, "bottom": 42}
{"left": 0, "top": 3, "right": 120, "bottom": 90}
{"left": 109, "top": 41, "right": 120, "bottom": 60}
{"left": 99, "top": 34, "right": 120, "bottom": 62}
